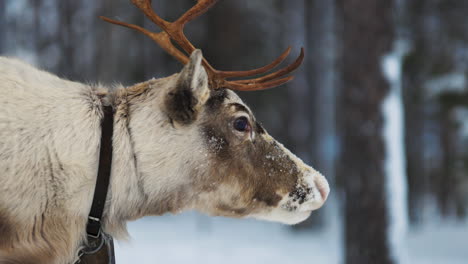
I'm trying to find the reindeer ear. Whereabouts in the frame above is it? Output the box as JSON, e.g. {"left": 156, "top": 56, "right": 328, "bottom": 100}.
{"left": 164, "top": 49, "right": 210, "bottom": 125}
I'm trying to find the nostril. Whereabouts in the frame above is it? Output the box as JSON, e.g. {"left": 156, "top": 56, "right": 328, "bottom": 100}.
{"left": 314, "top": 175, "right": 330, "bottom": 201}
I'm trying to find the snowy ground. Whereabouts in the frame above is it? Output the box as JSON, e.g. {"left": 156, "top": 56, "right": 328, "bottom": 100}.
{"left": 115, "top": 210, "right": 468, "bottom": 264}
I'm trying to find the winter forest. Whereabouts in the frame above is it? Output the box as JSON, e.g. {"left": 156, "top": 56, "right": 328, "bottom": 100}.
{"left": 1, "top": 0, "right": 468, "bottom": 263}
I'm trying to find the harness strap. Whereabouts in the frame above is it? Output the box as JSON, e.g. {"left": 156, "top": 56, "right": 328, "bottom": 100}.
{"left": 75, "top": 105, "right": 115, "bottom": 264}
{"left": 76, "top": 233, "right": 115, "bottom": 264}
{"left": 86, "top": 105, "right": 114, "bottom": 237}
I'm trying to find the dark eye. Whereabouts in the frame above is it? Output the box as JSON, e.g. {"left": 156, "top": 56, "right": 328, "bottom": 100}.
{"left": 233, "top": 116, "right": 250, "bottom": 132}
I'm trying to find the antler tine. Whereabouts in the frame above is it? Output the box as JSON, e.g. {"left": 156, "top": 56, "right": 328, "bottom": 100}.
{"left": 130, "top": 0, "right": 170, "bottom": 30}
{"left": 130, "top": 0, "right": 218, "bottom": 56}
{"left": 175, "top": 0, "right": 219, "bottom": 27}
{"left": 232, "top": 48, "right": 305, "bottom": 85}
{"left": 99, "top": 16, "right": 190, "bottom": 64}
{"left": 206, "top": 48, "right": 304, "bottom": 91}
{"left": 171, "top": 0, "right": 219, "bottom": 54}
{"left": 212, "top": 47, "right": 292, "bottom": 79}
{"left": 100, "top": 0, "right": 219, "bottom": 82}
{"left": 227, "top": 76, "right": 295, "bottom": 91}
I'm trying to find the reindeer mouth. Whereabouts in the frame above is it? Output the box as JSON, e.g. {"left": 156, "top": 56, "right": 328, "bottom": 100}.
{"left": 249, "top": 203, "right": 314, "bottom": 225}
{"left": 248, "top": 177, "right": 329, "bottom": 225}
{"left": 281, "top": 171, "right": 330, "bottom": 213}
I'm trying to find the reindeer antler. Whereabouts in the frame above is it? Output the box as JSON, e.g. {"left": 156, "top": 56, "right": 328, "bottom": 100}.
{"left": 100, "top": 0, "right": 304, "bottom": 91}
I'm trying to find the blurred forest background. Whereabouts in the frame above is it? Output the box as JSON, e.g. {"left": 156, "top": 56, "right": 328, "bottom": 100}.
{"left": 1, "top": 0, "right": 468, "bottom": 263}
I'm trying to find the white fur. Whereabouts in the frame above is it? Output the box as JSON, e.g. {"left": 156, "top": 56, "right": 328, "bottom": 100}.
{"left": 0, "top": 53, "right": 329, "bottom": 263}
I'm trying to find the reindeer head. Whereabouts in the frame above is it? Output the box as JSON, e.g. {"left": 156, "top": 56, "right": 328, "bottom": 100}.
{"left": 105, "top": 0, "right": 329, "bottom": 225}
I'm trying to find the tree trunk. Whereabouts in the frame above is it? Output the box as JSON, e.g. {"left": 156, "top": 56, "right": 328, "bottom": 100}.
{"left": 336, "top": 0, "right": 395, "bottom": 263}
{"left": 402, "top": 0, "right": 468, "bottom": 221}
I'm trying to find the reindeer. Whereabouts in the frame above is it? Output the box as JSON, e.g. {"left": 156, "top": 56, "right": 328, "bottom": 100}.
{"left": 0, "top": 0, "right": 329, "bottom": 263}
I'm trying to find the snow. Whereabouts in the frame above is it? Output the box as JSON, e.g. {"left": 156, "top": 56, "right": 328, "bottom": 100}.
{"left": 381, "top": 39, "right": 409, "bottom": 263}
{"left": 115, "top": 212, "right": 468, "bottom": 264}
{"left": 405, "top": 219, "right": 468, "bottom": 264}
{"left": 115, "top": 211, "right": 341, "bottom": 264}
{"left": 424, "top": 72, "right": 466, "bottom": 98}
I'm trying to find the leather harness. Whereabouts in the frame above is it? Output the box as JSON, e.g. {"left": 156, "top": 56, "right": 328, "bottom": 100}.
{"left": 75, "top": 104, "right": 116, "bottom": 264}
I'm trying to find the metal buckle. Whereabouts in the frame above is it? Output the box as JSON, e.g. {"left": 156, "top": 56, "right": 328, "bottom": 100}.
{"left": 87, "top": 216, "right": 101, "bottom": 239}
{"left": 74, "top": 232, "right": 115, "bottom": 264}
{"left": 82, "top": 232, "right": 105, "bottom": 255}
{"left": 87, "top": 228, "right": 101, "bottom": 239}
{"left": 88, "top": 216, "right": 100, "bottom": 222}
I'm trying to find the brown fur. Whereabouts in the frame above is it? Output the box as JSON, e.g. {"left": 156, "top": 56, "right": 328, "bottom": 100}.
{"left": 0, "top": 209, "right": 85, "bottom": 264}
{"left": 0, "top": 211, "right": 14, "bottom": 250}
{"left": 190, "top": 89, "right": 300, "bottom": 217}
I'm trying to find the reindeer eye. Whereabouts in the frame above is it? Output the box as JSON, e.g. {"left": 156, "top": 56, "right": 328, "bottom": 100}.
{"left": 233, "top": 117, "right": 250, "bottom": 132}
